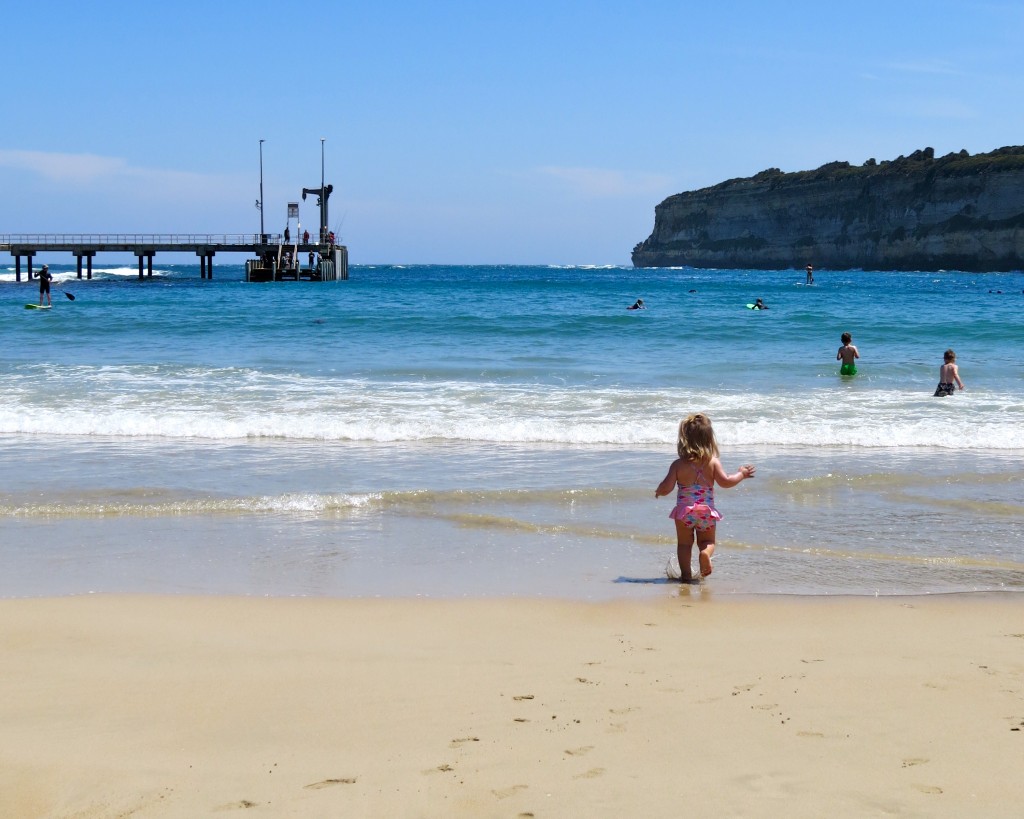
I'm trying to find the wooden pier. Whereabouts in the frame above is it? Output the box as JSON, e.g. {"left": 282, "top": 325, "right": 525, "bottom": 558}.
{"left": 0, "top": 234, "right": 349, "bottom": 282}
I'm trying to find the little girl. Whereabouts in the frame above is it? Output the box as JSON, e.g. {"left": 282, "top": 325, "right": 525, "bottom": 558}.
{"left": 655, "top": 413, "right": 755, "bottom": 580}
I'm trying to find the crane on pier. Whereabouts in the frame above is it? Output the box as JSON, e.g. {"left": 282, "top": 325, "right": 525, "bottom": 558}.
{"left": 301, "top": 184, "right": 334, "bottom": 242}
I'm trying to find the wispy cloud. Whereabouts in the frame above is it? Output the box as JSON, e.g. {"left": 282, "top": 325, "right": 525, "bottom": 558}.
{"left": 899, "top": 97, "right": 977, "bottom": 120}
{"left": 0, "top": 150, "right": 128, "bottom": 182}
{"left": 535, "top": 166, "right": 671, "bottom": 198}
{"left": 0, "top": 149, "right": 243, "bottom": 200}
{"left": 883, "top": 59, "right": 963, "bottom": 76}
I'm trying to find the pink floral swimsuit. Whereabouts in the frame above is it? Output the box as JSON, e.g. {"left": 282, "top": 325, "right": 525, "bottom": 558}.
{"left": 668, "top": 465, "right": 722, "bottom": 531}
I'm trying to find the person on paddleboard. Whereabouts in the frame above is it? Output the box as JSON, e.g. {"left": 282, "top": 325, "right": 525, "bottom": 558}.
{"left": 38, "top": 265, "right": 52, "bottom": 307}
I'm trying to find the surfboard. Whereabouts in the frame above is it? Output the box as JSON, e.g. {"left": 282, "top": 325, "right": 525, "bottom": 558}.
{"left": 25, "top": 304, "right": 51, "bottom": 310}
{"left": 746, "top": 303, "right": 756, "bottom": 309}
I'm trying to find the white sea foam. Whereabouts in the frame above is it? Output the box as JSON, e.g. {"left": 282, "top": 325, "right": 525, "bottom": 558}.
{"left": 0, "top": 368, "right": 1020, "bottom": 449}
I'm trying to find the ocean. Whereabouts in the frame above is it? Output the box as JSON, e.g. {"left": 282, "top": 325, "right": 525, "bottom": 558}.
{"left": 2, "top": 263, "right": 1022, "bottom": 599}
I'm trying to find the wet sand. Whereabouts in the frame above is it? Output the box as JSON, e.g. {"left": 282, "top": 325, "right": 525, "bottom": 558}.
{"left": 1, "top": 594, "right": 1022, "bottom": 817}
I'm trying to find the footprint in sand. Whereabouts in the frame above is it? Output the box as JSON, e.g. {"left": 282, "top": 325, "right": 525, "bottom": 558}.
{"left": 797, "top": 731, "right": 824, "bottom": 738}
{"left": 450, "top": 736, "right": 480, "bottom": 748}
{"left": 901, "top": 758, "right": 928, "bottom": 768}
{"left": 572, "top": 767, "right": 606, "bottom": 780}
{"left": 215, "top": 800, "right": 258, "bottom": 811}
{"left": 304, "top": 778, "right": 357, "bottom": 789}
{"left": 913, "top": 784, "right": 943, "bottom": 794}
{"left": 564, "top": 746, "right": 594, "bottom": 756}
{"left": 513, "top": 694, "right": 535, "bottom": 701}
{"left": 492, "top": 784, "right": 528, "bottom": 799}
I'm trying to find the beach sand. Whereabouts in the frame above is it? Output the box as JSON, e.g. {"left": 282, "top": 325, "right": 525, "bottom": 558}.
{"left": 1, "top": 594, "right": 1022, "bottom": 818}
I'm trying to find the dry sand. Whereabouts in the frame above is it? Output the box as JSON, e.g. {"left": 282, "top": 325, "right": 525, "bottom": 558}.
{"left": 1, "top": 593, "right": 1022, "bottom": 818}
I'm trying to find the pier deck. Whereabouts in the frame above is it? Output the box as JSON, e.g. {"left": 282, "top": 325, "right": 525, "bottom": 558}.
{"left": 1, "top": 234, "right": 348, "bottom": 281}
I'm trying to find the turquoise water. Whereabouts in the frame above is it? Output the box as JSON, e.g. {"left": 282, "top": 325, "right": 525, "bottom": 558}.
{"left": 2, "top": 263, "right": 1023, "bottom": 598}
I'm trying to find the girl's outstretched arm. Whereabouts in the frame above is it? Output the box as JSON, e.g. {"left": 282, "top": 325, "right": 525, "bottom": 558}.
{"left": 655, "top": 460, "right": 680, "bottom": 498}
{"left": 712, "top": 457, "right": 755, "bottom": 488}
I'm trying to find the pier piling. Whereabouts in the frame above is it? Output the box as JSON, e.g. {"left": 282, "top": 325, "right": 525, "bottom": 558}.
{"left": 73, "top": 251, "right": 95, "bottom": 280}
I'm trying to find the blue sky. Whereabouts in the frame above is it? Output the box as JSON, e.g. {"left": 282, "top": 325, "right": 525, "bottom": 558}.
{"left": 2, "top": 0, "right": 1022, "bottom": 264}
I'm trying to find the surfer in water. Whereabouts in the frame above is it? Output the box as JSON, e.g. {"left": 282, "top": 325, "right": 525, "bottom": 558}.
{"left": 753, "top": 298, "right": 768, "bottom": 310}
{"left": 806, "top": 264, "right": 814, "bottom": 284}
{"left": 38, "top": 265, "right": 52, "bottom": 307}
{"left": 627, "top": 299, "right": 645, "bottom": 310}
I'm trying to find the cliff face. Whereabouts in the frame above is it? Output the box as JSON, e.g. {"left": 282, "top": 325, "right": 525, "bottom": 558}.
{"left": 631, "top": 147, "right": 1024, "bottom": 271}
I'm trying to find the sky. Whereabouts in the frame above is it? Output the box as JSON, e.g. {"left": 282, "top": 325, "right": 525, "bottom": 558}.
{"left": 2, "top": 0, "right": 1023, "bottom": 265}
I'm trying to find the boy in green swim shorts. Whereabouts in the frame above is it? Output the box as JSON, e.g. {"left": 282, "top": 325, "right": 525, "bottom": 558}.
{"left": 837, "top": 332, "right": 859, "bottom": 375}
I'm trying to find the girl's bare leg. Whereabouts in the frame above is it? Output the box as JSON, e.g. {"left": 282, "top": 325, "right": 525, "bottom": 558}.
{"left": 674, "top": 520, "right": 695, "bottom": 581}
{"left": 696, "top": 526, "right": 716, "bottom": 577}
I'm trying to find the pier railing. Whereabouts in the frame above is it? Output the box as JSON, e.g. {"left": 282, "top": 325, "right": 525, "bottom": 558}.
{"left": 0, "top": 233, "right": 282, "bottom": 247}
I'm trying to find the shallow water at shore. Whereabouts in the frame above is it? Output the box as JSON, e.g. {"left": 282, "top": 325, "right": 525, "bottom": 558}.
{"left": 2, "top": 437, "right": 1021, "bottom": 599}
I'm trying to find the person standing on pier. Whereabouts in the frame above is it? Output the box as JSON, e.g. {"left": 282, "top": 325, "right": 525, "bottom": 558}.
{"left": 303, "top": 229, "right": 309, "bottom": 244}
{"left": 284, "top": 226, "right": 291, "bottom": 243}
{"left": 38, "top": 265, "right": 53, "bottom": 307}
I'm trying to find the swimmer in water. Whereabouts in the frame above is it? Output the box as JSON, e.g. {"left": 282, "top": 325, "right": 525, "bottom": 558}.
{"left": 837, "top": 331, "right": 859, "bottom": 376}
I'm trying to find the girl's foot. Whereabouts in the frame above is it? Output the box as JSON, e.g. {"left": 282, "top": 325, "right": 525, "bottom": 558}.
{"left": 666, "top": 557, "right": 695, "bottom": 583}
{"left": 699, "top": 551, "right": 713, "bottom": 577}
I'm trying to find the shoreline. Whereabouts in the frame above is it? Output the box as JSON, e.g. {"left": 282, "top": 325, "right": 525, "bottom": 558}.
{"left": 3, "top": 439, "right": 1023, "bottom": 601}
{"left": 2, "top": 593, "right": 1022, "bottom": 817}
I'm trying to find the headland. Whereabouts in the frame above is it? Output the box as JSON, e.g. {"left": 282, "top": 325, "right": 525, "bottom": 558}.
{"left": 632, "top": 146, "right": 1024, "bottom": 271}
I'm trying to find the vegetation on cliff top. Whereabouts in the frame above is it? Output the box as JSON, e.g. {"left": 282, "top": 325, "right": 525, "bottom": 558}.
{"left": 680, "top": 145, "right": 1024, "bottom": 198}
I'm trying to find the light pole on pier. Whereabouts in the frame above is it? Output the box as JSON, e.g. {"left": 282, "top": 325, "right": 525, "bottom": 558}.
{"left": 258, "top": 139, "right": 265, "bottom": 237}
{"left": 320, "top": 138, "right": 326, "bottom": 243}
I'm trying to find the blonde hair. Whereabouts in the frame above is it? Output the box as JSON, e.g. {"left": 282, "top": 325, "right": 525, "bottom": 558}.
{"left": 676, "top": 413, "right": 720, "bottom": 464}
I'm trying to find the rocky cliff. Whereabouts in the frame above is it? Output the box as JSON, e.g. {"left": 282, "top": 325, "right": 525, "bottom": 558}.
{"left": 632, "top": 146, "right": 1024, "bottom": 271}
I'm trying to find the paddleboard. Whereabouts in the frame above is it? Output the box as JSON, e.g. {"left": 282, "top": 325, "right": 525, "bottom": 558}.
{"left": 25, "top": 304, "right": 51, "bottom": 310}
